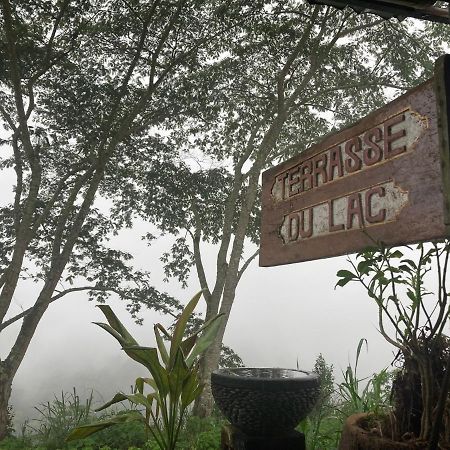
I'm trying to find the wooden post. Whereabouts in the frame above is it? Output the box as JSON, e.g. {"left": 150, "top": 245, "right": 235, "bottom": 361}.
{"left": 221, "top": 425, "right": 306, "bottom": 450}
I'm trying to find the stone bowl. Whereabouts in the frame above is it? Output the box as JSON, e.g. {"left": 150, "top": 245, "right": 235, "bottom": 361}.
{"left": 211, "top": 367, "right": 320, "bottom": 437}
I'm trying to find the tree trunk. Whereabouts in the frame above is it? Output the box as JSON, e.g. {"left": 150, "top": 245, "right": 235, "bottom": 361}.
{"left": 194, "top": 336, "right": 222, "bottom": 418}
{"left": 192, "top": 99, "right": 287, "bottom": 419}
{"left": 194, "top": 276, "right": 240, "bottom": 417}
{"left": 0, "top": 365, "right": 12, "bottom": 440}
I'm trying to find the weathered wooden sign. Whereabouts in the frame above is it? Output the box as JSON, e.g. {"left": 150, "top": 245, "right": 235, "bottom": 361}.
{"left": 260, "top": 55, "right": 450, "bottom": 267}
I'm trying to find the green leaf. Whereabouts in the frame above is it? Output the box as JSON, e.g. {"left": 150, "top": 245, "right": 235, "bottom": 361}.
{"left": 337, "top": 270, "right": 355, "bottom": 279}
{"left": 389, "top": 250, "right": 403, "bottom": 258}
{"left": 93, "top": 322, "right": 127, "bottom": 347}
{"left": 95, "top": 393, "right": 128, "bottom": 412}
{"left": 121, "top": 345, "right": 158, "bottom": 371}
{"left": 189, "top": 384, "right": 204, "bottom": 406}
{"left": 155, "top": 323, "right": 171, "bottom": 340}
{"left": 398, "top": 264, "right": 412, "bottom": 273}
{"left": 181, "top": 312, "right": 225, "bottom": 357}
{"left": 96, "top": 305, "right": 138, "bottom": 346}
{"left": 154, "top": 324, "right": 170, "bottom": 365}
{"left": 140, "top": 377, "right": 158, "bottom": 391}
{"left": 96, "top": 392, "right": 152, "bottom": 412}
{"left": 401, "top": 259, "right": 417, "bottom": 269}
{"left": 357, "top": 260, "right": 372, "bottom": 275}
{"left": 168, "top": 348, "right": 189, "bottom": 399}
{"left": 124, "top": 346, "right": 169, "bottom": 396}
{"left": 335, "top": 278, "right": 352, "bottom": 288}
{"left": 358, "top": 246, "right": 379, "bottom": 256}
{"left": 185, "top": 314, "right": 224, "bottom": 367}
{"left": 170, "top": 290, "right": 203, "bottom": 366}
{"left": 180, "top": 333, "right": 197, "bottom": 357}
{"left": 135, "top": 377, "right": 144, "bottom": 394}
{"left": 126, "top": 393, "right": 154, "bottom": 409}
{"left": 66, "top": 412, "right": 143, "bottom": 441}
{"left": 355, "top": 338, "right": 368, "bottom": 373}
{"left": 181, "top": 369, "right": 202, "bottom": 408}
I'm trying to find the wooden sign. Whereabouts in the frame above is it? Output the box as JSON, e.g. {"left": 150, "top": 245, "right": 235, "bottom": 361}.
{"left": 260, "top": 55, "right": 450, "bottom": 267}
{"left": 307, "top": 1, "right": 450, "bottom": 25}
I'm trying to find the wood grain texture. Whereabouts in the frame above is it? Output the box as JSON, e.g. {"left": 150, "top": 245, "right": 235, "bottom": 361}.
{"left": 260, "top": 56, "right": 450, "bottom": 267}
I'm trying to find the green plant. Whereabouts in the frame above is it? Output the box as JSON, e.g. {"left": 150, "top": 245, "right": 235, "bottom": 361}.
{"left": 337, "top": 339, "right": 391, "bottom": 418}
{"left": 67, "top": 411, "right": 148, "bottom": 449}
{"left": 337, "top": 242, "right": 450, "bottom": 446}
{"left": 299, "top": 348, "right": 392, "bottom": 450}
{"left": 298, "top": 415, "right": 342, "bottom": 450}
{"left": 0, "top": 436, "right": 33, "bottom": 450}
{"left": 177, "top": 415, "right": 223, "bottom": 450}
{"left": 67, "top": 291, "right": 223, "bottom": 450}
{"left": 298, "top": 354, "right": 341, "bottom": 450}
{"left": 23, "top": 388, "right": 94, "bottom": 450}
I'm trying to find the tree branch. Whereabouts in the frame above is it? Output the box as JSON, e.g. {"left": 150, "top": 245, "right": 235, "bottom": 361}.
{"left": 237, "top": 249, "right": 259, "bottom": 283}
{"left": 0, "top": 0, "right": 43, "bottom": 323}
{"left": 1, "top": 0, "right": 35, "bottom": 161}
{"left": 51, "top": 168, "right": 94, "bottom": 261}
{"left": 93, "top": 1, "right": 161, "bottom": 162}
{"left": 12, "top": 135, "right": 23, "bottom": 233}
{"left": 0, "top": 286, "right": 115, "bottom": 332}
{"left": 43, "top": 0, "right": 71, "bottom": 65}
{"left": 336, "top": 18, "right": 385, "bottom": 39}
{"left": 284, "top": 11, "right": 335, "bottom": 112}
{"left": 190, "top": 199, "right": 211, "bottom": 301}
{"left": 149, "top": 0, "right": 179, "bottom": 89}
{"left": 31, "top": 162, "right": 90, "bottom": 236}
{"left": 314, "top": 81, "right": 408, "bottom": 98}
{"left": 277, "top": 5, "right": 320, "bottom": 115}
{"left": 0, "top": 103, "right": 17, "bottom": 131}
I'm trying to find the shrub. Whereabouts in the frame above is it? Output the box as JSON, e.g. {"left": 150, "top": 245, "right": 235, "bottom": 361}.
{"left": 0, "top": 436, "right": 32, "bottom": 450}
{"left": 25, "top": 388, "right": 94, "bottom": 450}
{"left": 66, "top": 412, "right": 147, "bottom": 449}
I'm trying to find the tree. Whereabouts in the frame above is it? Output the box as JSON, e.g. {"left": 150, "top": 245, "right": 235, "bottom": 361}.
{"left": 108, "top": 0, "right": 450, "bottom": 417}
{"left": 0, "top": 0, "right": 229, "bottom": 439}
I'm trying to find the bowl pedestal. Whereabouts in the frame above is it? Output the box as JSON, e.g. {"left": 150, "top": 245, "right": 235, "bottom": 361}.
{"left": 220, "top": 424, "right": 306, "bottom": 450}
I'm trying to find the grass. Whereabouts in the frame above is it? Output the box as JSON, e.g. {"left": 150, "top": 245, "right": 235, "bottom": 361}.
{"left": 298, "top": 343, "right": 394, "bottom": 450}
{"left": 2, "top": 397, "right": 224, "bottom": 450}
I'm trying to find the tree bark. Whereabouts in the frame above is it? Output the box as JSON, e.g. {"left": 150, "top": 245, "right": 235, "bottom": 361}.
{"left": 194, "top": 335, "right": 222, "bottom": 417}
{"left": 0, "top": 365, "right": 12, "bottom": 440}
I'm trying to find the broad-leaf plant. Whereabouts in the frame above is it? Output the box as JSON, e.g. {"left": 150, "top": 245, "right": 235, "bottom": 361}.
{"left": 66, "top": 291, "right": 223, "bottom": 450}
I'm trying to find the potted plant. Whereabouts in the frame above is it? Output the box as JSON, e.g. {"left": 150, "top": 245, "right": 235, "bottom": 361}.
{"left": 66, "top": 290, "right": 223, "bottom": 450}
{"left": 336, "top": 241, "right": 450, "bottom": 450}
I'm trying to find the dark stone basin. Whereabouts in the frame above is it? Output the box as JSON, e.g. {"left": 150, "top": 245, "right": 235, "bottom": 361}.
{"left": 211, "top": 367, "right": 320, "bottom": 437}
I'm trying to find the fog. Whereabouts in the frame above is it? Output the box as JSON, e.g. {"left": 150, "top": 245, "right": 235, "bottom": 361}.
{"left": 0, "top": 156, "right": 396, "bottom": 427}
{"left": 2, "top": 217, "right": 394, "bottom": 427}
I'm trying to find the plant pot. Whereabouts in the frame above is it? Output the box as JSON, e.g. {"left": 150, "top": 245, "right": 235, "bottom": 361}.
{"left": 339, "top": 413, "right": 428, "bottom": 450}
{"left": 211, "top": 367, "right": 320, "bottom": 437}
